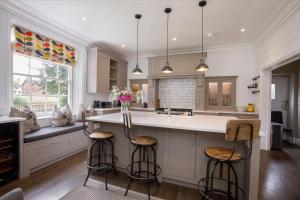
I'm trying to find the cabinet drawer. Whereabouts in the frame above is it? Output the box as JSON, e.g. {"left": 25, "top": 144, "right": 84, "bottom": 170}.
{"left": 29, "top": 136, "right": 70, "bottom": 169}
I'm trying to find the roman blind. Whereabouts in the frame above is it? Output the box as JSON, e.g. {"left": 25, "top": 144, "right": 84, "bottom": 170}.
{"left": 12, "top": 25, "right": 76, "bottom": 66}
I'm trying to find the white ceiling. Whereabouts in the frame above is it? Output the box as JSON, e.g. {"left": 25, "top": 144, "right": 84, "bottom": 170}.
{"left": 17, "top": 0, "right": 288, "bottom": 56}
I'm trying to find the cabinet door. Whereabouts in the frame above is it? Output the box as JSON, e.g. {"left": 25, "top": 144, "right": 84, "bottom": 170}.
{"left": 97, "top": 53, "right": 110, "bottom": 93}
{"left": 205, "top": 81, "right": 219, "bottom": 110}
{"left": 163, "top": 130, "right": 196, "bottom": 183}
{"left": 117, "top": 61, "right": 128, "bottom": 88}
{"left": 220, "top": 80, "right": 236, "bottom": 110}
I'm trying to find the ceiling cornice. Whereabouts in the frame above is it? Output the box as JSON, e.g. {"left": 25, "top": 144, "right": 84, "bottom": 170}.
{"left": 0, "top": 0, "right": 94, "bottom": 47}
{"left": 124, "top": 43, "right": 253, "bottom": 60}
{"left": 252, "top": 0, "right": 300, "bottom": 48}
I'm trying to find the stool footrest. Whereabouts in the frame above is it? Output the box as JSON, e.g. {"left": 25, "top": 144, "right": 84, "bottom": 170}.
{"left": 126, "top": 161, "right": 161, "bottom": 181}
{"left": 198, "top": 177, "right": 246, "bottom": 200}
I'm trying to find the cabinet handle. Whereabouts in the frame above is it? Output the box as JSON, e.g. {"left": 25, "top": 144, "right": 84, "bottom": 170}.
{"left": 51, "top": 141, "right": 59, "bottom": 145}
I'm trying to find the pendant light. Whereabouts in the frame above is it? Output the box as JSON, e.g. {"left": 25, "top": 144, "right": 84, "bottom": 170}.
{"left": 162, "top": 8, "right": 173, "bottom": 73}
{"left": 196, "top": 0, "right": 209, "bottom": 72}
{"left": 132, "top": 14, "right": 143, "bottom": 75}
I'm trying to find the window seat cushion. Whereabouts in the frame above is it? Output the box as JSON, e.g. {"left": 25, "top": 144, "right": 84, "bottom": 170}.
{"left": 24, "top": 122, "right": 83, "bottom": 143}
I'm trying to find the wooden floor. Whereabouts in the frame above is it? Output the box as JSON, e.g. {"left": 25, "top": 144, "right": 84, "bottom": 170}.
{"left": 0, "top": 144, "right": 300, "bottom": 200}
{"left": 259, "top": 143, "right": 300, "bottom": 200}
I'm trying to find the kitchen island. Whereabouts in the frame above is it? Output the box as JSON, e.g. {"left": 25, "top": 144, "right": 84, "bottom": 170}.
{"left": 87, "top": 111, "right": 260, "bottom": 200}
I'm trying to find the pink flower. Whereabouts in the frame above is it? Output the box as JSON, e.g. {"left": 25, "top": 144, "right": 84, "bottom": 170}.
{"left": 117, "top": 95, "right": 133, "bottom": 102}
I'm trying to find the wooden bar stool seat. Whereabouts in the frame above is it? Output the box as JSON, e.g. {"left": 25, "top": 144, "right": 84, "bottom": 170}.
{"left": 205, "top": 147, "right": 241, "bottom": 161}
{"left": 131, "top": 136, "right": 157, "bottom": 146}
{"left": 90, "top": 131, "right": 114, "bottom": 140}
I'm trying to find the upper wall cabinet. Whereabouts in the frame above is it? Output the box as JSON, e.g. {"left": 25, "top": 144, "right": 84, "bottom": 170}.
{"left": 205, "top": 76, "right": 237, "bottom": 111}
{"left": 148, "top": 53, "right": 207, "bottom": 78}
{"left": 87, "top": 48, "right": 128, "bottom": 93}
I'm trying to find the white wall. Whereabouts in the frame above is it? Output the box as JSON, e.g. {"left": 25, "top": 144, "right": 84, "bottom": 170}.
{"left": 127, "top": 47, "right": 258, "bottom": 109}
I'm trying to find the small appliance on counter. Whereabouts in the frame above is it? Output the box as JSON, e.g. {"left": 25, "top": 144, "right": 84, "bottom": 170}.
{"left": 93, "top": 101, "right": 112, "bottom": 109}
{"left": 246, "top": 103, "right": 255, "bottom": 112}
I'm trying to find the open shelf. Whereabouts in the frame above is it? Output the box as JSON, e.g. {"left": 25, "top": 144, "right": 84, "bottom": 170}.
{"left": 0, "top": 137, "right": 13, "bottom": 144}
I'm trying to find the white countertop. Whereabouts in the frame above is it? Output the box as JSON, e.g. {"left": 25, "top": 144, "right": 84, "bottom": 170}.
{"left": 193, "top": 110, "right": 259, "bottom": 115}
{"left": 0, "top": 116, "right": 25, "bottom": 124}
{"left": 87, "top": 111, "right": 236, "bottom": 133}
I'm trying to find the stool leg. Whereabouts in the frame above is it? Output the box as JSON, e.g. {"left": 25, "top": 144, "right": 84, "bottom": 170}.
{"left": 229, "top": 163, "right": 239, "bottom": 200}
{"left": 210, "top": 161, "right": 219, "bottom": 191}
{"left": 138, "top": 146, "right": 142, "bottom": 178}
{"left": 125, "top": 178, "right": 133, "bottom": 196}
{"left": 84, "top": 141, "right": 96, "bottom": 186}
{"left": 147, "top": 184, "right": 151, "bottom": 200}
{"left": 103, "top": 140, "right": 108, "bottom": 190}
{"left": 205, "top": 158, "right": 212, "bottom": 194}
{"left": 151, "top": 145, "right": 159, "bottom": 187}
{"left": 108, "top": 139, "right": 118, "bottom": 175}
{"left": 227, "top": 162, "right": 231, "bottom": 199}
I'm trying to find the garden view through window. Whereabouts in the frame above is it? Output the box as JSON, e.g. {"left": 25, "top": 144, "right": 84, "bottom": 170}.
{"left": 13, "top": 53, "right": 72, "bottom": 113}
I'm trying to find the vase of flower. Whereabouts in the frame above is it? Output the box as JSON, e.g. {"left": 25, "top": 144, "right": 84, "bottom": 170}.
{"left": 109, "top": 86, "right": 133, "bottom": 113}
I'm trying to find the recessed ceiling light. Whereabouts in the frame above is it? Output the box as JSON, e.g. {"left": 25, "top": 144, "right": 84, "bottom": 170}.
{"left": 172, "top": 37, "right": 177, "bottom": 41}
{"left": 241, "top": 28, "right": 246, "bottom": 32}
{"left": 121, "top": 44, "right": 126, "bottom": 48}
{"left": 82, "top": 17, "right": 87, "bottom": 21}
{"left": 207, "top": 33, "right": 213, "bottom": 37}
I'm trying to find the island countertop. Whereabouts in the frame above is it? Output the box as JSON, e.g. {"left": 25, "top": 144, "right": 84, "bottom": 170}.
{"left": 87, "top": 111, "right": 236, "bottom": 133}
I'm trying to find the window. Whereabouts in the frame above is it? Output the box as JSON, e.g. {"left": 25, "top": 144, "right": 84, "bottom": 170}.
{"left": 12, "top": 53, "right": 72, "bottom": 114}
{"left": 271, "top": 84, "right": 276, "bottom": 100}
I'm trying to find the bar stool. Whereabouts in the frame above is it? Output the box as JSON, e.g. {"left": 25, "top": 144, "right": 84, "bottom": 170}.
{"left": 123, "top": 112, "right": 161, "bottom": 200}
{"left": 198, "top": 119, "right": 261, "bottom": 200}
{"left": 82, "top": 112, "right": 118, "bottom": 189}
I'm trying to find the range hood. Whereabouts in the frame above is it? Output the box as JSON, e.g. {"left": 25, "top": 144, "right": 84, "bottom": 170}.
{"left": 148, "top": 52, "right": 207, "bottom": 79}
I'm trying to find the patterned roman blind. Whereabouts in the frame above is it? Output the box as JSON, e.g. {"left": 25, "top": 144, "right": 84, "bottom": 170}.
{"left": 12, "top": 25, "right": 76, "bottom": 66}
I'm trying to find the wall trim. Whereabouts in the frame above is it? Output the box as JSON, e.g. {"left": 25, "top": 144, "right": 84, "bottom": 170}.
{"left": 124, "top": 44, "right": 253, "bottom": 60}
{"left": 253, "top": 1, "right": 300, "bottom": 48}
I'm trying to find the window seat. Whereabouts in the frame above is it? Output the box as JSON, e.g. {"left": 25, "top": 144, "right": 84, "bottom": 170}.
{"left": 24, "top": 122, "right": 83, "bottom": 143}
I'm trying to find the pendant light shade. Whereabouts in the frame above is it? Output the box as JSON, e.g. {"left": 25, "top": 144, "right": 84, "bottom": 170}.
{"left": 132, "top": 14, "right": 143, "bottom": 75}
{"left": 196, "top": 59, "right": 209, "bottom": 72}
{"left": 196, "top": 0, "right": 209, "bottom": 72}
{"left": 162, "top": 8, "right": 173, "bottom": 73}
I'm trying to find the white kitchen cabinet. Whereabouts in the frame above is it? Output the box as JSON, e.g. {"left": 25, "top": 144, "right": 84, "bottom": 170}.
{"left": 163, "top": 130, "right": 196, "bottom": 183}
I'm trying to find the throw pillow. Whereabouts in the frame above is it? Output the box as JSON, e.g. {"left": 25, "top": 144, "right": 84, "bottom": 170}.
{"left": 9, "top": 106, "right": 40, "bottom": 133}
{"left": 51, "top": 104, "right": 74, "bottom": 127}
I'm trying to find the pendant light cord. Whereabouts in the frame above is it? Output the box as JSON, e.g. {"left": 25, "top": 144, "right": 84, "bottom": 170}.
{"left": 201, "top": 5, "right": 204, "bottom": 57}
{"left": 136, "top": 17, "right": 139, "bottom": 66}
{"left": 167, "top": 12, "right": 169, "bottom": 64}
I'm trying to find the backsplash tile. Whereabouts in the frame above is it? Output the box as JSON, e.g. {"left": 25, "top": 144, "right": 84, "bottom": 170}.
{"left": 159, "top": 79, "right": 196, "bottom": 109}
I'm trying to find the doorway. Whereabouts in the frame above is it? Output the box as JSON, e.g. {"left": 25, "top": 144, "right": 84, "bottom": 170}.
{"left": 271, "top": 60, "right": 299, "bottom": 148}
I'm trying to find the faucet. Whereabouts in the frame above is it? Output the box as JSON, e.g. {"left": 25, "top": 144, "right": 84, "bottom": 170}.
{"left": 167, "top": 90, "right": 171, "bottom": 117}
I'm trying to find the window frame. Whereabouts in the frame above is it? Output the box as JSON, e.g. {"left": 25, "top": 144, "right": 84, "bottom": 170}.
{"left": 12, "top": 52, "right": 73, "bottom": 117}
